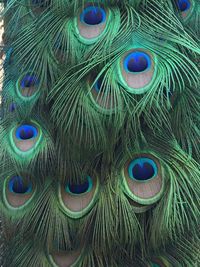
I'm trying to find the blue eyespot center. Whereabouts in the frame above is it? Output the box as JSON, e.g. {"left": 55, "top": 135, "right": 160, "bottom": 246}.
{"left": 66, "top": 176, "right": 92, "bottom": 195}
{"left": 177, "top": 0, "right": 191, "bottom": 12}
{"left": 124, "top": 51, "right": 151, "bottom": 73}
{"left": 94, "top": 77, "right": 103, "bottom": 93}
{"left": 80, "top": 6, "right": 106, "bottom": 25}
{"left": 20, "top": 75, "right": 39, "bottom": 89}
{"left": 15, "top": 125, "right": 38, "bottom": 140}
{"left": 8, "top": 176, "right": 32, "bottom": 194}
{"left": 128, "top": 157, "right": 158, "bottom": 181}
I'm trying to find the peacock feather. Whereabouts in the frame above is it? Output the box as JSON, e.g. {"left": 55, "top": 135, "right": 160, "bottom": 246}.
{"left": 0, "top": 0, "right": 199, "bottom": 266}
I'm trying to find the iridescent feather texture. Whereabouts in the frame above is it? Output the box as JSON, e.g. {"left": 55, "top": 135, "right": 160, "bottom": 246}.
{"left": 0, "top": 0, "right": 199, "bottom": 266}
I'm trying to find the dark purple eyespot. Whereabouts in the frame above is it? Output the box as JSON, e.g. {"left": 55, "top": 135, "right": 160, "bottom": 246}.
{"left": 177, "top": 0, "right": 191, "bottom": 12}
{"left": 124, "top": 51, "right": 151, "bottom": 73}
{"left": 15, "top": 125, "right": 38, "bottom": 140}
{"left": 20, "top": 75, "right": 39, "bottom": 89}
{"left": 128, "top": 158, "right": 158, "bottom": 181}
{"left": 80, "top": 6, "right": 106, "bottom": 25}
{"left": 66, "top": 176, "right": 92, "bottom": 195}
{"left": 8, "top": 176, "right": 32, "bottom": 194}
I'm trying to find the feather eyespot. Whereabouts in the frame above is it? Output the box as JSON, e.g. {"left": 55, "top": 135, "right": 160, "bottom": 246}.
{"left": 59, "top": 175, "right": 99, "bottom": 219}
{"left": 49, "top": 250, "right": 82, "bottom": 267}
{"left": 11, "top": 123, "right": 42, "bottom": 153}
{"left": 122, "top": 154, "right": 164, "bottom": 205}
{"left": 17, "top": 74, "right": 39, "bottom": 98}
{"left": 4, "top": 175, "right": 34, "bottom": 208}
{"left": 177, "top": 0, "right": 191, "bottom": 12}
{"left": 176, "top": 0, "right": 193, "bottom": 19}
{"left": 119, "top": 49, "right": 156, "bottom": 94}
{"left": 75, "top": 3, "right": 109, "bottom": 43}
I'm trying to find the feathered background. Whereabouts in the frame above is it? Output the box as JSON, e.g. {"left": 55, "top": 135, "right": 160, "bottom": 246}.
{"left": 0, "top": 0, "right": 199, "bottom": 266}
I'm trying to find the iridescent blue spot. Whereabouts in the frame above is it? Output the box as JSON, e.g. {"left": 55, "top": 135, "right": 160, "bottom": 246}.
{"left": 80, "top": 6, "right": 106, "bottom": 25}
{"left": 128, "top": 158, "right": 158, "bottom": 181}
{"left": 94, "top": 77, "right": 103, "bottom": 93}
{"left": 20, "top": 75, "right": 39, "bottom": 89}
{"left": 8, "top": 176, "right": 32, "bottom": 194}
{"left": 124, "top": 51, "right": 151, "bottom": 73}
{"left": 15, "top": 125, "right": 38, "bottom": 140}
{"left": 66, "top": 176, "right": 92, "bottom": 195}
{"left": 9, "top": 103, "right": 16, "bottom": 112}
{"left": 177, "top": 0, "right": 191, "bottom": 12}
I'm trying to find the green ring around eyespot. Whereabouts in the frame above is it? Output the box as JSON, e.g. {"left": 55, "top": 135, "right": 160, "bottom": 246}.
{"left": 9, "top": 120, "right": 43, "bottom": 157}
{"left": 58, "top": 176, "right": 100, "bottom": 219}
{"left": 116, "top": 48, "right": 158, "bottom": 94}
{"left": 73, "top": 8, "right": 120, "bottom": 45}
{"left": 121, "top": 156, "right": 164, "bottom": 205}
{"left": 131, "top": 203, "right": 153, "bottom": 214}
{"left": 3, "top": 175, "right": 36, "bottom": 210}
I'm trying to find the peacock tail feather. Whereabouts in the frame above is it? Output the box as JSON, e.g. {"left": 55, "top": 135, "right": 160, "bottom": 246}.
{"left": 0, "top": 0, "right": 199, "bottom": 266}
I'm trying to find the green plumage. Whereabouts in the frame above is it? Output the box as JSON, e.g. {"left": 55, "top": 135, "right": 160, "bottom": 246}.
{"left": 0, "top": 0, "right": 199, "bottom": 266}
